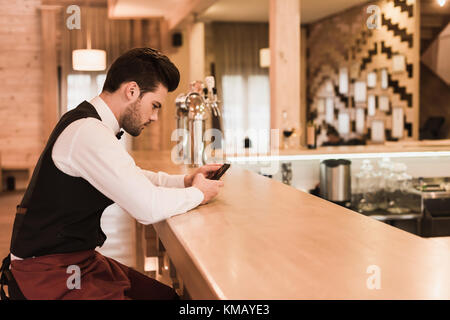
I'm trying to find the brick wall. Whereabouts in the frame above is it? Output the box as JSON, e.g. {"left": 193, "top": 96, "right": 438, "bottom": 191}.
{"left": 307, "top": 0, "right": 419, "bottom": 143}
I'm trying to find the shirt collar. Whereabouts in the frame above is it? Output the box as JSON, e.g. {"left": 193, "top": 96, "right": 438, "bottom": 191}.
{"left": 89, "top": 96, "right": 121, "bottom": 135}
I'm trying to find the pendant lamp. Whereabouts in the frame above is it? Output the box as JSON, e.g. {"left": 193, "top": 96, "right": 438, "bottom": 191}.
{"left": 437, "top": 0, "right": 446, "bottom": 7}
{"left": 259, "top": 48, "right": 270, "bottom": 68}
{"left": 72, "top": 1, "right": 106, "bottom": 71}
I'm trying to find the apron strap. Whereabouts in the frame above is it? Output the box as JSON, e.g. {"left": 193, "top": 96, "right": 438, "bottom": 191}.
{"left": 16, "top": 206, "right": 27, "bottom": 214}
{"left": 0, "top": 254, "right": 27, "bottom": 300}
{"left": 0, "top": 255, "right": 11, "bottom": 300}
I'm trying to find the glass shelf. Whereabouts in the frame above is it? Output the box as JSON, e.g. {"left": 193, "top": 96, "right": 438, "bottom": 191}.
{"left": 363, "top": 212, "right": 422, "bottom": 222}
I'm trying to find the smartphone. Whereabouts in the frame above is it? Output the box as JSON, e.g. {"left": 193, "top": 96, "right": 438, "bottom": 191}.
{"left": 209, "top": 163, "right": 231, "bottom": 180}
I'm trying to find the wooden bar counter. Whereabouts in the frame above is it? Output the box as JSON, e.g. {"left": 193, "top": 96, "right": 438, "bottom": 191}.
{"left": 133, "top": 151, "right": 450, "bottom": 300}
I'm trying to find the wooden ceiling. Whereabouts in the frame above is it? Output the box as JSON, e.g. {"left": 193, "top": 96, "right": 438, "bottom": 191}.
{"left": 42, "top": 0, "right": 107, "bottom": 6}
{"left": 421, "top": 0, "right": 450, "bottom": 14}
{"left": 198, "top": 0, "right": 372, "bottom": 23}
{"left": 43, "top": 0, "right": 450, "bottom": 27}
{"left": 105, "top": 0, "right": 372, "bottom": 24}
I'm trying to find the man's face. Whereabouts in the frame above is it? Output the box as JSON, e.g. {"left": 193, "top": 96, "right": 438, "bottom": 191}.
{"left": 121, "top": 83, "right": 168, "bottom": 137}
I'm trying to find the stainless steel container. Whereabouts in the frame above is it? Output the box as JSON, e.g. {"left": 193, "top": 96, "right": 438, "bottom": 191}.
{"left": 320, "top": 159, "right": 351, "bottom": 203}
{"left": 186, "top": 92, "right": 207, "bottom": 167}
{"left": 175, "top": 78, "right": 222, "bottom": 167}
{"left": 175, "top": 93, "right": 189, "bottom": 162}
{"left": 174, "top": 91, "right": 207, "bottom": 167}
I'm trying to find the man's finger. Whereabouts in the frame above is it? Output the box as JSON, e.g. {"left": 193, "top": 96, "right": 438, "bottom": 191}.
{"left": 203, "top": 165, "right": 222, "bottom": 173}
{"left": 204, "top": 167, "right": 221, "bottom": 172}
{"left": 195, "top": 173, "right": 205, "bottom": 179}
{"left": 204, "top": 164, "right": 222, "bottom": 169}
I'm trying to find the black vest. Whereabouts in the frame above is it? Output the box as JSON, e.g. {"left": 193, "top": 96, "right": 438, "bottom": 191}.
{"left": 10, "top": 101, "right": 114, "bottom": 258}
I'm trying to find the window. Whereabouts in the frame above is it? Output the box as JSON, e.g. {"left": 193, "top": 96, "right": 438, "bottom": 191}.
{"left": 66, "top": 73, "right": 106, "bottom": 112}
{"left": 222, "top": 74, "right": 270, "bottom": 154}
{"left": 247, "top": 75, "right": 270, "bottom": 153}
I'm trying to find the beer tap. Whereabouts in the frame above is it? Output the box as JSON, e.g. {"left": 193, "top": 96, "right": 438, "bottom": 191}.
{"left": 174, "top": 77, "right": 222, "bottom": 166}
{"left": 205, "top": 76, "right": 221, "bottom": 117}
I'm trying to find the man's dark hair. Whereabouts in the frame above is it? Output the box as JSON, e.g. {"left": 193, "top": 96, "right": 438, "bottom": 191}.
{"left": 102, "top": 47, "right": 180, "bottom": 94}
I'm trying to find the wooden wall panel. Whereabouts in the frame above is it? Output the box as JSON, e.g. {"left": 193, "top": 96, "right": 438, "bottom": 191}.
{"left": 1, "top": 1, "right": 169, "bottom": 189}
{"left": 41, "top": 5, "right": 60, "bottom": 142}
{"left": 0, "top": 0, "right": 44, "bottom": 170}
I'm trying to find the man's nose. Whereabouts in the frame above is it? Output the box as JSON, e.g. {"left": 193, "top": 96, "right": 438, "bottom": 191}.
{"left": 150, "top": 113, "right": 158, "bottom": 121}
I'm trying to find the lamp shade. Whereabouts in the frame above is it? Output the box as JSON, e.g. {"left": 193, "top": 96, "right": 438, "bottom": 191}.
{"left": 259, "top": 48, "right": 270, "bottom": 68}
{"left": 72, "top": 49, "right": 107, "bottom": 71}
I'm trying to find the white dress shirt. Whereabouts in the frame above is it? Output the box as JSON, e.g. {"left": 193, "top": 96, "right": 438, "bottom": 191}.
{"left": 11, "top": 96, "right": 203, "bottom": 260}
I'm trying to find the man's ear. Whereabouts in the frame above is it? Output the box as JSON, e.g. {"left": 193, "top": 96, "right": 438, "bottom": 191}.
{"left": 124, "top": 82, "right": 140, "bottom": 101}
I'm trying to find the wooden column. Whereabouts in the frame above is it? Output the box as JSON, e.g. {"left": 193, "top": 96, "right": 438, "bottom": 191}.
{"left": 40, "top": 6, "right": 61, "bottom": 143}
{"left": 160, "top": 18, "right": 171, "bottom": 54}
{"left": 0, "top": 152, "right": 2, "bottom": 192}
{"left": 269, "top": 0, "right": 301, "bottom": 149}
{"left": 188, "top": 21, "right": 214, "bottom": 135}
{"left": 189, "top": 22, "right": 205, "bottom": 83}
{"left": 300, "top": 26, "right": 307, "bottom": 147}
{"left": 159, "top": 18, "right": 176, "bottom": 151}
{"left": 412, "top": 0, "right": 420, "bottom": 140}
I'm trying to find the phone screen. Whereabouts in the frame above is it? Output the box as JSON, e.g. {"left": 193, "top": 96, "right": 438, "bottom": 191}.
{"left": 209, "top": 163, "right": 231, "bottom": 180}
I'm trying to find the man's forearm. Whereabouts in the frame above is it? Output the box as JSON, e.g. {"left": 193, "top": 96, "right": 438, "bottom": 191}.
{"left": 184, "top": 174, "right": 193, "bottom": 188}
{"left": 141, "top": 169, "right": 188, "bottom": 188}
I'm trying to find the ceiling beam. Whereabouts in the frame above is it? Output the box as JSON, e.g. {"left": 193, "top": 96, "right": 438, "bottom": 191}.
{"left": 107, "top": 0, "right": 166, "bottom": 20}
{"left": 167, "top": 0, "right": 218, "bottom": 31}
{"left": 269, "top": 0, "right": 301, "bottom": 149}
{"left": 43, "top": 0, "right": 107, "bottom": 7}
{"left": 107, "top": 0, "right": 117, "bottom": 19}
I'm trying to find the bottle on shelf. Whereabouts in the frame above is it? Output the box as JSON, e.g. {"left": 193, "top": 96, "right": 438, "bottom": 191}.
{"left": 351, "top": 171, "right": 360, "bottom": 210}
{"left": 355, "top": 159, "right": 380, "bottom": 213}
{"left": 306, "top": 120, "right": 316, "bottom": 149}
{"left": 204, "top": 76, "right": 221, "bottom": 117}
{"left": 281, "top": 162, "right": 293, "bottom": 186}
{"left": 386, "top": 162, "right": 412, "bottom": 214}
{"left": 281, "top": 110, "right": 295, "bottom": 149}
{"left": 376, "top": 157, "right": 392, "bottom": 210}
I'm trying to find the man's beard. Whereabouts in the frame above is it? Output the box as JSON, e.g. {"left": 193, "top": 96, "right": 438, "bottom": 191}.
{"left": 121, "top": 99, "right": 147, "bottom": 137}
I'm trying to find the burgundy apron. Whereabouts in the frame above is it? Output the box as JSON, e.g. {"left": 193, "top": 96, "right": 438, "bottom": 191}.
{"left": 10, "top": 250, "right": 131, "bottom": 300}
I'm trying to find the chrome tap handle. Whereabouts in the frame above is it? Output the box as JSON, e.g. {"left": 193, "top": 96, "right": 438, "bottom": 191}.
{"left": 213, "top": 103, "right": 221, "bottom": 117}
{"left": 212, "top": 104, "right": 218, "bottom": 117}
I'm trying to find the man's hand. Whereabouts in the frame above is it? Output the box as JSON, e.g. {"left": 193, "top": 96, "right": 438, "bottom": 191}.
{"left": 192, "top": 173, "right": 224, "bottom": 205}
{"left": 184, "top": 164, "right": 223, "bottom": 187}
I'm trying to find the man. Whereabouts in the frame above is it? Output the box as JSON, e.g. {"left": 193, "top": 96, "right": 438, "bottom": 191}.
{"left": 0, "top": 48, "right": 224, "bottom": 300}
